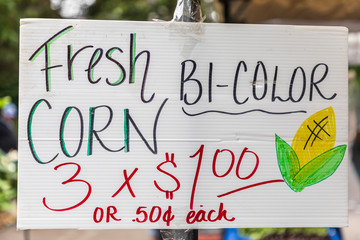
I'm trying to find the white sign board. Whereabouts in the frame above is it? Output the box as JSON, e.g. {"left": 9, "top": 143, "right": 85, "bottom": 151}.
{"left": 18, "top": 19, "right": 348, "bottom": 229}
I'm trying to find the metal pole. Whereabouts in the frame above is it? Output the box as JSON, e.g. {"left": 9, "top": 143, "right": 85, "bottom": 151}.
{"left": 160, "top": 1, "right": 203, "bottom": 239}
{"left": 172, "top": 0, "right": 203, "bottom": 23}
{"left": 160, "top": 229, "right": 197, "bottom": 240}
{"left": 24, "top": 229, "right": 30, "bottom": 240}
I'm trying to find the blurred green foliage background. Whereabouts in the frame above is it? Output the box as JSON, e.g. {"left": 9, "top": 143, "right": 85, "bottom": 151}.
{"left": 0, "top": 0, "right": 60, "bottom": 105}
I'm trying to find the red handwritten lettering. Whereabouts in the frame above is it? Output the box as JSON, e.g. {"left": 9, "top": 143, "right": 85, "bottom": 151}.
{"left": 154, "top": 153, "right": 181, "bottom": 200}
{"left": 43, "top": 162, "right": 92, "bottom": 211}
{"left": 212, "top": 149, "right": 235, "bottom": 177}
{"left": 186, "top": 203, "right": 235, "bottom": 224}
{"left": 106, "top": 206, "right": 121, "bottom": 222}
{"left": 190, "top": 145, "right": 204, "bottom": 210}
{"left": 92, "top": 206, "right": 121, "bottom": 223}
{"left": 236, "top": 147, "right": 259, "bottom": 180}
{"left": 135, "top": 206, "right": 174, "bottom": 226}
{"left": 93, "top": 207, "right": 104, "bottom": 223}
{"left": 112, "top": 168, "right": 138, "bottom": 198}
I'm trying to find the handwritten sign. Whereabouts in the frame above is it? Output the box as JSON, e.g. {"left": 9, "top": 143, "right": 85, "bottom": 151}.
{"left": 18, "top": 19, "right": 348, "bottom": 229}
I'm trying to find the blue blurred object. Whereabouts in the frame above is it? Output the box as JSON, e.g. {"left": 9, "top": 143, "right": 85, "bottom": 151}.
{"left": 223, "top": 229, "right": 252, "bottom": 240}
{"left": 224, "top": 228, "right": 340, "bottom": 240}
{"left": 2, "top": 102, "right": 17, "bottom": 119}
{"left": 327, "top": 228, "right": 342, "bottom": 240}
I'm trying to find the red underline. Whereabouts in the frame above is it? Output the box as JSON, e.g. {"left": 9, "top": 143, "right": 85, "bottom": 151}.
{"left": 217, "top": 179, "right": 285, "bottom": 198}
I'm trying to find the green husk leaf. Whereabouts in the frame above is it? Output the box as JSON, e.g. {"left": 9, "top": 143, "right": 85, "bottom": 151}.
{"left": 293, "top": 145, "right": 347, "bottom": 188}
{"left": 275, "top": 134, "right": 300, "bottom": 191}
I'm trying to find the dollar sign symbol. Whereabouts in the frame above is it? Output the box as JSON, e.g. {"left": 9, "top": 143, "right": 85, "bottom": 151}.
{"left": 154, "top": 153, "right": 180, "bottom": 200}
